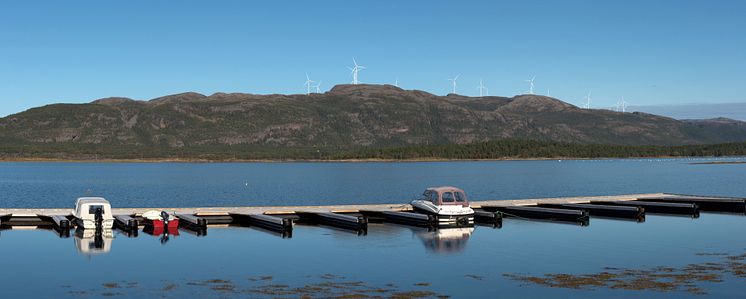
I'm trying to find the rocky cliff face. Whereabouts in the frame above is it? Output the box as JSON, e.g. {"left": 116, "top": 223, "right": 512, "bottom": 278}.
{"left": 2, "top": 84, "right": 746, "bottom": 149}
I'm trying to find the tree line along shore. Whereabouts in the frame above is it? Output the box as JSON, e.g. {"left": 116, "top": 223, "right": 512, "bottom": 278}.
{"left": 1, "top": 140, "right": 745, "bottom": 161}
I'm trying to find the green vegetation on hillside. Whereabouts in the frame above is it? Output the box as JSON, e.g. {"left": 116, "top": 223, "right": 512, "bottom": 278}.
{"left": 1, "top": 140, "right": 745, "bottom": 161}
{"left": 329, "top": 140, "right": 746, "bottom": 160}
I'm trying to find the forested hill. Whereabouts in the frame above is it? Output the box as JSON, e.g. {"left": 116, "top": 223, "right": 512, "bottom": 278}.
{"left": 2, "top": 84, "right": 746, "bottom": 159}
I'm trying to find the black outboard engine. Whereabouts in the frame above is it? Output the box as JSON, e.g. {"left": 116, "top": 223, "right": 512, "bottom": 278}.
{"left": 160, "top": 211, "right": 170, "bottom": 226}
{"left": 160, "top": 211, "right": 171, "bottom": 245}
{"left": 92, "top": 207, "right": 104, "bottom": 248}
{"left": 93, "top": 206, "right": 104, "bottom": 229}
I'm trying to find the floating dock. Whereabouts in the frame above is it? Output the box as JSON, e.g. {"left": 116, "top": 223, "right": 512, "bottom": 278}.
{"left": 0, "top": 193, "right": 743, "bottom": 237}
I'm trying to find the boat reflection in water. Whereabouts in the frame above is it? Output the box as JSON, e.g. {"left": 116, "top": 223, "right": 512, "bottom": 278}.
{"left": 143, "top": 225, "right": 179, "bottom": 244}
{"left": 74, "top": 228, "right": 114, "bottom": 255}
{"left": 414, "top": 226, "right": 474, "bottom": 254}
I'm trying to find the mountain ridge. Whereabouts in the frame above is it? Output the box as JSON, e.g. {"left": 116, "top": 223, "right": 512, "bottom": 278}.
{"left": 2, "top": 84, "right": 746, "bottom": 155}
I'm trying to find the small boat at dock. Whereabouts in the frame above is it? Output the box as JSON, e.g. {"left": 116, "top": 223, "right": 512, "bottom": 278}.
{"left": 141, "top": 210, "right": 180, "bottom": 230}
{"left": 410, "top": 186, "right": 475, "bottom": 226}
{"left": 72, "top": 197, "right": 114, "bottom": 229}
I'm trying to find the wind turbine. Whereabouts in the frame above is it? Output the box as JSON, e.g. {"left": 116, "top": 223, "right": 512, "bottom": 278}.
{"left": 304, "top": 73, "right": 316, "bottom": 95}
{"left": 348, "top": 58, "right": 366, "bottom": 84}
{"left": 525, "top": 76, "right": 535, "bottom": 94}
{"left": 584, "top": 91, "right": 592, "bottom": 109}
{"left": 394, "top": 78, "right": 399, "bottom": 87}
{"left": 477, "top": 79, "right": 488, "bottom": 97}
{"left": 447, "top": 74, "right": 460, "bottom": 94}
{"left": 618, "top": 97, "right": 628, "bottom": 113}
{"left": 314, "top": 80, "right": 323, "bottom": 93}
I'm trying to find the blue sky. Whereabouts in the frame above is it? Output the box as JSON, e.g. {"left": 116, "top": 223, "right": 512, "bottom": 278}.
{"left": 1, "top": 0, "right": 745, "bottom": 116}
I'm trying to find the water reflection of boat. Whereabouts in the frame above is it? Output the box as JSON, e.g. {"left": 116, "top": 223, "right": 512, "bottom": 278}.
{"left": 74, "top": 228, "right": 114, "bottom": 254}
{"left": 414, "top": 226, "right": 474, "bottom": 254}
{"left": 143, "top": 225, "right": 179, "bottom": 244}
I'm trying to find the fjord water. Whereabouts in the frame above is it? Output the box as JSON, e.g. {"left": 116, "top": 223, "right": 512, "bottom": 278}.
{"left": 1, "top": 157, "right": 745, "bottom": 208}
{"left": 1, "top": 157, "right": 746, "bottom": 298}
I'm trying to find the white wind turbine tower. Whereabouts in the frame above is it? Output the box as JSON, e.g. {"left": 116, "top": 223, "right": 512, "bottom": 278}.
{"left": 618, "top": 97, "right": 628, "bottom": 112}
{"left": 394, "top": 78, "right": 399, "bottom": 87}
{"left": 525, "top": 76, "right": 536, "bottom": 94}
{"left": 477, "top": 78, "right": 488, "bottom": 97}
{"left": 304, "top": 73, "right": 316, "bottom": 95}
{"left": 447, "top": 74, "right": 460, "bottom": 94}
{"left": 584, "top": 91, "right": 592, "bottom": 109}
{"left": 348, "top": 58, "right": 366, "bottom": 84}
{"left": 314, "top": 80, "right": 323, "bottom": 93}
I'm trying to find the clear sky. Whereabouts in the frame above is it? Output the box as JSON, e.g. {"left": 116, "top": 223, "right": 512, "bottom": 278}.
{"left": 1, "top": 0, "right": 745, "bottom": 116}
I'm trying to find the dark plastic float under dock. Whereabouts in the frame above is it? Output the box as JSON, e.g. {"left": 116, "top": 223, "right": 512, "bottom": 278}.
{"left": 113, "top": 215, "right": 139, "bottom": 232}
{"left": 591, "top": 200, "right": 699, "bottom": 215}
{"left": 2, "top": 193, "right": 744, "bottom": 238}
{"left": 538, "top": 203, "right": 645, "bottom": 220}
{"left": 637, "top": 195, "right": 746, "bottom": 213}
{"left": 473, "top": 210, "right": 503, "bottom": 224}
{"left": 296, "top": 212, "right": 368, "bottom": 231}
{"left": 377, "top": 211, "right": 437, "bottom": 227}
{"left": 230, "top": 213, "right": 293, "bottom": 232}
{"left": 481, "top": 206, "right": 591, "bottom": 223}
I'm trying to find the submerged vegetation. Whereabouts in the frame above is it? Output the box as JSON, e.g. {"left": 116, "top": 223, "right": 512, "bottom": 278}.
{"left": 66, "top": 274, "right": 449, "bottom": 298}
{"left": 504, "top": 251, "right": 746, "bottom": 295}
{"left": 2, "top": 139, "right": 746, "bottom": 161}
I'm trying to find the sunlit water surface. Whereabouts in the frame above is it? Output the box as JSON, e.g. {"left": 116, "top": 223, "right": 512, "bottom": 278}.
{"left": 1, "top": 157, "right": 745, "bottom": 298}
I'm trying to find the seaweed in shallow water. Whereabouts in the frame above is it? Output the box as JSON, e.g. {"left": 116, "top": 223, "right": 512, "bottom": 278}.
{"left": 503, "top": 251, "right": 746, "bottom": 295}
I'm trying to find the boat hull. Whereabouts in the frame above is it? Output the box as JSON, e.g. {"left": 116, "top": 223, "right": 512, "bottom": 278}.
{"left": 74, "top": 218, "right": 114, "bottom": 230}
{"left": 143, "top": 218, "right": 180, "bottom": 230}
{"left": 411, "top": 204, "right": 474, "bottom": 226}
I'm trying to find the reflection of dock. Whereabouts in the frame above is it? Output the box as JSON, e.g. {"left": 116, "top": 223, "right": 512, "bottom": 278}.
{"left": 1, "top": 193, "right": 744, "bottom": 238}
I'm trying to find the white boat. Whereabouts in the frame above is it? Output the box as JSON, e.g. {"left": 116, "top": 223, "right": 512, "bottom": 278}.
{"left": 72, "top": 197, "right": 114, "bottom": 229}
{"left": 410, "top": 186, "right": 474, "bottom": 226}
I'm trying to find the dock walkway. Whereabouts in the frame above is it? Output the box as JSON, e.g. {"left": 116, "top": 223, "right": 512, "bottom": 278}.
{"left": 0, "top": 193, "right": 665, "bottom": 216}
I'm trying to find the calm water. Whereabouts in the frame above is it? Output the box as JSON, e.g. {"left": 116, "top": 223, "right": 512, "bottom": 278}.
{"left": 1, "top": 157, "right": 745, "bottom": 208}
{"left": 1, "top": 214, "right": 745, "bottom": 298}
{"left": 1, "top": 158, "right": 746, "bottom": 298}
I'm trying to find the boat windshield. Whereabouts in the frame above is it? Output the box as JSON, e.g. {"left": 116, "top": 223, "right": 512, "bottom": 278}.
{"left": 442, "top": 192, "right": 455, "bottom": 203}
{"left": 88, "top": 205, "right": 104, "bottom": 214}
{"left": 429, "top": 191, "right": 439, "bottom": 204}
{"left": 455, "top": 192, "right": 467, "bottom": 203}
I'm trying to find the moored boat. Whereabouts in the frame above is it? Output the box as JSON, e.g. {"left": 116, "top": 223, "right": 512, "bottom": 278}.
{"left": 141, "top": 210, "right": 180, "bottom": 230}
{"left": 410, "top": 186, "right": 475, "bottom": 226}
{"left": 72, "top": 197, "right": 115, "bottom": 229}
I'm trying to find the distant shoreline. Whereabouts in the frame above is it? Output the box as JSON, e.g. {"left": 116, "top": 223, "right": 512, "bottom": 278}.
{"left": 2, "top": 140, "right": 746, "bottom": 163}
{"left": 1, "top": 156, "right": 744, "bottom": 163}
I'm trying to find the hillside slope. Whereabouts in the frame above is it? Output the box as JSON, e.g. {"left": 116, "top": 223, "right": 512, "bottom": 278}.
{"left": 2, "top": 84, "right": 746, "bottom": 155}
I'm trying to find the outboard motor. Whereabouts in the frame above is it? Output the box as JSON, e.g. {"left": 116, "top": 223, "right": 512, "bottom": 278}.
{"left": 160, "top": 211, "right": 170, "bottom": 226}
{"left": 160, "top": 211, "right": 171, "bottom": 245}
{"left": 93, "top": 206, "right": 104, "bottom": 229}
